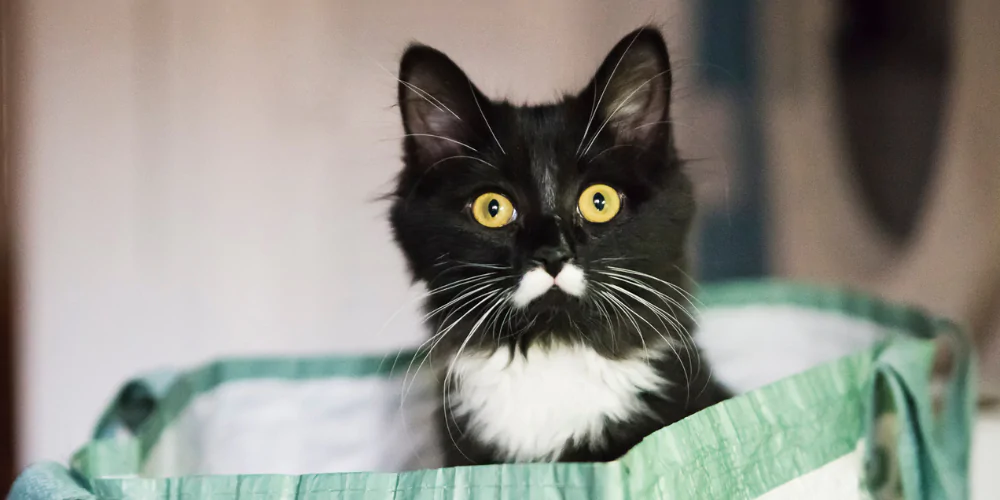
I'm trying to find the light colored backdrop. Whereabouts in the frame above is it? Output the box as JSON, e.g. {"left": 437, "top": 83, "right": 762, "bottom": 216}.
{"left": 11, "top": 2, "right": 997, "bottom": 497}
{"left": 14, "top": 0, "right": 734, "bottom": 467}
{"left": 759, "top": 2, "right": 999, "bottom": 496}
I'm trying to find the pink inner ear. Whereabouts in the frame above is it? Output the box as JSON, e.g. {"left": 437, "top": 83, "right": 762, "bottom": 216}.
{"left": 404, "top": 93, "right": 467, "bottom": 162}
{"left": 585, "top": 35, "right": 671, "bottom": 147}
{"left": 419, "top": 105, "right": 458, "bottom": 137}
{"left": 602, "top": 64, "right": 669, "bottom": 144}
{"left": 617, "top": 82, "right": 668, "bottom": 144}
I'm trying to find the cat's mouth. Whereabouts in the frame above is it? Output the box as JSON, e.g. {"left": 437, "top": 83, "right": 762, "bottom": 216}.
{"left": 511, "top": 265, "right": 586, "bottom": 308}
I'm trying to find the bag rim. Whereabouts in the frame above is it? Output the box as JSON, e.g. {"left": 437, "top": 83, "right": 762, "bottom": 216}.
{"left": 66, "top": 280, "right": 967, "bottom": 500}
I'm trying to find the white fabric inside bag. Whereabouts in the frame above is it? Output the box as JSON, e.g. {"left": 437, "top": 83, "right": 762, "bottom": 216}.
{"left": 140, "top": 305, "right": 884, "bottom": 477}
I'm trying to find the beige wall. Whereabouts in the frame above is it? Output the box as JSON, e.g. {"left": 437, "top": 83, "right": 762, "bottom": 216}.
{"left": 760, "top": 1, "right": 1000, "bottom": 391}
{"left": 760, "top": 5, "right": 1000, "bottom": 493}
{"left": 12, "top": 0, "right": 725, "bottom": 467}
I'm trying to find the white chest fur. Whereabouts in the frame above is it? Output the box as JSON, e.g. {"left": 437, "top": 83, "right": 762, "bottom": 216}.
{"left": 447, "top": 343, "right": 667, "bottom": 462}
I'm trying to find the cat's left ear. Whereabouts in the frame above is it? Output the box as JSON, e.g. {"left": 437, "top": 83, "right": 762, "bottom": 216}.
{"left": 578, "top": 27, "right": 672, "bottom": 148}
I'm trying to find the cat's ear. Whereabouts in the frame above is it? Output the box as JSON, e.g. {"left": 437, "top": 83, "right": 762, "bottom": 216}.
{"left": 398, "top": 44, "right": 489, "bottom": 165}
{"left": 579, "top": 28, "right": 672, "bottom": 148}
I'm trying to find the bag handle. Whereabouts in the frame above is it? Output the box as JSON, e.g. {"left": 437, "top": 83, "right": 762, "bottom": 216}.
{"left": 92, "top": 370, "right": 179, "bottom": 439}
{"left": 869, "top": 318, "right": 975, "bottom": 499}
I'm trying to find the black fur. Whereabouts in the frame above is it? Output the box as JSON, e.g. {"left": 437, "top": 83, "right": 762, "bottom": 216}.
{"left": 389, "top": 27, "right": 728, "bottom": 465}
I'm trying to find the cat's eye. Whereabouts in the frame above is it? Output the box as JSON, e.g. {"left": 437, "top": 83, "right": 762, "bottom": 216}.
{"left": 472, "top": 192, "right": 516, "bottom": 228}
{"left": 578, "top": 184, "right": 621, "bottom": 223}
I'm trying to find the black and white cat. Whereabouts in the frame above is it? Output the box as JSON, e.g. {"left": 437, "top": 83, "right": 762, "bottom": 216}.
{"left": 388, "top": 27, "right": 728, "bottom": 465}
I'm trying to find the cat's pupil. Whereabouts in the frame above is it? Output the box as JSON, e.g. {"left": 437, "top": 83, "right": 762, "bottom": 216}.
{"left": 593, "top": 193, "right": 606, "bottom": 211}
{"left": 488, "top": 199, "right": 500, "bottom": 217}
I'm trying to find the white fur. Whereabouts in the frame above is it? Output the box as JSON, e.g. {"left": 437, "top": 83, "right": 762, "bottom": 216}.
{"left": 511, "top": 264, "right": 587, "bottom": 308}
{"left": 554, "top": 264, "right": 587, "bottom": 297}
{"left": 448, "top": 343, "right": 666, "bottom": 462}
{"left": 511, "top": 268, "right": 553, "bottom": 307}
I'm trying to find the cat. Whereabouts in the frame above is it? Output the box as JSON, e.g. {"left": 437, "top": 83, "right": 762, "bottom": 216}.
{"left": 388, "top": 26, "right": 729, "bottom": 466}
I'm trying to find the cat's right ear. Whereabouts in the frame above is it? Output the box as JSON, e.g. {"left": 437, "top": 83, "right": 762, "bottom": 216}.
{"left": 576, "top": 28, "right": 673, "bottom": 151}
{"left": 398, "top": 45, "right": 488, "bottom": 165}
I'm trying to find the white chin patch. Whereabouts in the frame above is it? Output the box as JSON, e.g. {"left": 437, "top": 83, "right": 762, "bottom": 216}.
{"left": 511, "top": 264, "right": 587, "bottom": 308}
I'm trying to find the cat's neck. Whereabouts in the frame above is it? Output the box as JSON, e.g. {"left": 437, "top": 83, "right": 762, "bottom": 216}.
{"left": 443, "top": 341, "right": 670, "bottom": 462}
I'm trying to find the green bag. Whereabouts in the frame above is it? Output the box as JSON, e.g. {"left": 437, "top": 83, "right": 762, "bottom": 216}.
{"left": 9, "top": 282, "right": 975, "bottom": 499}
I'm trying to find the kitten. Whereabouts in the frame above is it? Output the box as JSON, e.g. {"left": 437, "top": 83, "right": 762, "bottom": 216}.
{"left": 388, "top": 27, "right": 728, "bottom": 465}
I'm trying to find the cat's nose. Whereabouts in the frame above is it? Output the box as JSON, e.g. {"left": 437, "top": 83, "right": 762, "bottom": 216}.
{"left": 532, "top": 246, "right": 571, "bottom": 276}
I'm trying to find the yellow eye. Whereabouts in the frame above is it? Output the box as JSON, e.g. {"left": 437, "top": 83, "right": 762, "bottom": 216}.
{"left": 472, "top": 192, "right": 516, "bottom": 228}
{"left": 578, "top": 184, "right": 621, "bottom": 223}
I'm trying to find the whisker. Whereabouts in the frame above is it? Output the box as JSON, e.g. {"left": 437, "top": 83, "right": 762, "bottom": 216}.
{"left": 587, "top": 292, "right": 616, "bottom": 347}
{"left": 591, "top": 256, "right": 643, "bottom": 263}
{"left": 397, "top": 278, "right": 503, "bottom": 375}
{"left": 443, "top": 261, "right": 510, "bottom": 270}
{"left": 400, "top": 81, "right": 461, "bottom": 121}
{"left": 599, "top": 282, "right": 691, "bottom": 388}
{"left": 672, "top": 264, "right": 704, "bottom": 302}
{"left": 586, "top": 144, "right": 640, "bottom": 164}
{"left": 632, "top": 119, "right": 674, "bottom": 131}
{"left": 580, "top": 69, "right": 672, "bottom": 158}
{"left": 596, "top": 286, "right": 648, "bottom": 360}
{"left": 469, "top": 80, "right": 506, "bottom": 155}
{"left": 486, "top": 289, "right": 516, "bottom": 342}
{"left": 601, "top": 266, "right": 706, "bottom": 390}
{"left": 395, "top": 283, "right": 496, "bottom": 385}
{"left": 368, "top": 58, "right": 464, "bottom": 123}
{"left": 441, "top": 291, "right": 509, "bottom": 461}
{"left": 379, "top": 273, "right": 498, "bottom": 374}
{"left": 379, "top": 273, "right": 494, "bottom": 333}
{"left": 607, "top": 266, "right": 704, "bottom": 313}
{"left": 599, "top": 274, "right": 690, "bottom": 333}
{"left": 576, "top": 29, "right": 645, "bottom": 156}
{"left": 401, "top": 289, "right": 500, "bottom": 405}
{"left": 597, "top": 271, "right": 699, "bottom": 354}
{"left": 599, "top": 267, "right": 701, "bottom": 338}
{"left": 420, "top": 279, "right": 508, "bottom": 323}
{"left": 431, "top": 155, "right": 498, "bottom": 170}
{"left": 401, "top": 134, "right": 479, "bottom": 153}
{"left": 598, "top": 271, "right": 699, "bottom": 327}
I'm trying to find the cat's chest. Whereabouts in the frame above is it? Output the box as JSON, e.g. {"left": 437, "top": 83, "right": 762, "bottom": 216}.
{"left": 447, "top": 344, "right": 666, "bottom": 462}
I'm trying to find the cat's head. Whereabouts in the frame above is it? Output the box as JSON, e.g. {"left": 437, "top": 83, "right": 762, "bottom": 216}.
{"left": 389, "top": 27, "right": 694, "bottom": 357}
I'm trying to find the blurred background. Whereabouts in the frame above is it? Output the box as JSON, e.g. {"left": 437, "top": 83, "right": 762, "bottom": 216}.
{"left": 0, "top": 0, "right": 997, "bottom": 495}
